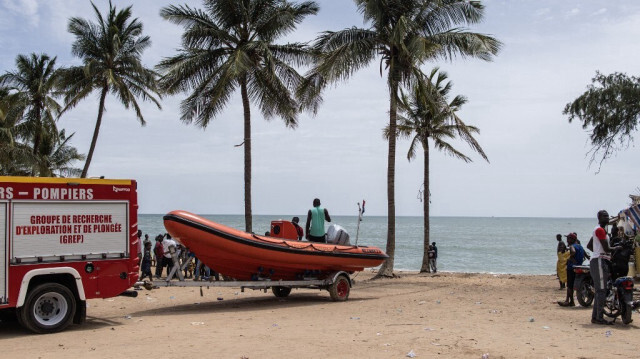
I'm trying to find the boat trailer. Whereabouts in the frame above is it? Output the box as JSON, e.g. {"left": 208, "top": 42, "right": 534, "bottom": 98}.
{"left": 134, "top": 248, "right": 354, "bottom": 301}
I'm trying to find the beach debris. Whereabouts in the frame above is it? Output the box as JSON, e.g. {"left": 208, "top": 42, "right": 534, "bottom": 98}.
{"left": 169, "top": 296, "right": 175, "bottom": 300}
{"left": 482, "top": 353, "right": 490, "bottom": 359}
{"left": 376, "top": 332, "right": 382, "bottom": 336}
{"left": 423, "top": 327, "right": 435, "bottom": 331}
{"left": 475, "top": 302, "right": 482, "bottom": 305}
{"left": 190, "top": 322, "right": 205, "bottom": 326}
{"left": 383, "top": 343, "right": 391, "bottom": 347}
{"left": 106, "top": 299, "right": 114, "bottom": 302}
{"left": 124, "top": 315, "right": 132, "bottom": 319}
{"left": 194, "top": 302, "right": 200, "bottom": 305}
{"left": 350, "top": 317, "right": 360, "bottom": 320}
{"left": 542, "top": 326, "right": 550, "bottom": 330}
{"left": 605, "top": 330, "right": 612, "bottom": 337}
{"left": 217, "top": 297, "right": 223, "bottom": 301}
{"left": 418, "top": 301, "right": 426, "bottom": 305}
{"left": 436, "top": 300, "right": 441, "bottom": 304}
{"left": 272, "top": 324, "right": 278, "bottom": 327}
{"left": 528, "top": 317, "right": 535, "bottom": 322}
{"left": 406, "top": 349, "right": 416, "bottom": 357}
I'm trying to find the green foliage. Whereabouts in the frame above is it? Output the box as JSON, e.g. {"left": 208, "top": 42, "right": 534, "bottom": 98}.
{"left": 60, "top": 1, "right": 161, "bottom": 177}
{"left": 0, "top": 54, "right": 84, "bottom": 177}
{"left": 564, "top": 71, "right": 640, "bottom": 168}
{"left": 157, "top": 0, "right": 319, "bottom": 127}
{"left": 395, "top": 68, "right": 488, "bottom": 164}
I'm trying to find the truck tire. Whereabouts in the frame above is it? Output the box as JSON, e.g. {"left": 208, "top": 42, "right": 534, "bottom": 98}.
{"left": 272, "top": 286, "right": 292, "bottom": 298}
{"left": 18, "top": 283, "right": 77, "bottom": 334}
{"left": 329, "top": 275, "right": 350, "bottom": 301}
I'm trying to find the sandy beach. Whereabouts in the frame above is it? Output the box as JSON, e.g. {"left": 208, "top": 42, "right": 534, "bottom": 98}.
{"left": 1, "top": 271, "right": 638, "bottom": 359}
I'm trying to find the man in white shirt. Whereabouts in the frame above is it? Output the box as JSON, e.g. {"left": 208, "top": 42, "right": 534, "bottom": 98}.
{"left": 587, "top": 210, "right": 620, "bottom": 325}
{"left": 163, "top": 233, "right": 178, "bottom": 279}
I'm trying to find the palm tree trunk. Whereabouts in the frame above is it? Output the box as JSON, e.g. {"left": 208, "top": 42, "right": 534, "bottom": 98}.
{"left": 420, "top": 140, "right": 431, "bottom": 272}
{"left": 81, "top": 85, "right": 108, "bottom": 178}
{"left": 240, "top": 76, "right": 253, "bottom": 233}
{"left": 377, "top": 80, "right": 398, "bottom": 278}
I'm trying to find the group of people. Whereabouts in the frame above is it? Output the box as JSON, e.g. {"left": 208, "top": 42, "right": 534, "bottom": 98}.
{"left": 555, "top": 210, "right": 635, "bottom": 325}
{"left": 136, "top": 230, "right": 217, "bottom": 282}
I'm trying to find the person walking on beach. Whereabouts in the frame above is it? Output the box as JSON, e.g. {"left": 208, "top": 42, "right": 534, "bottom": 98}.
{"left": 587, "top": 210, "right": 621, "bottom": 325}
{"left": 556, "top": 234, "right": 568, "bottom": 289}
{"left": 154, "top": 235, "right": 164, "bottom": 278}
{"left": 140, "top": 241, "right": 153, "bottom": 281}
{"left": 428, "top": 242, "right": 438, "bottom": 273}
{"left": 558, "top": 233, "right": 584, "bottom": 307}
{"left": 306, "top": 198, "right": 331, "bottom": 243}
{"left": 163, "top": 233, "right": 178, "bottom": 279}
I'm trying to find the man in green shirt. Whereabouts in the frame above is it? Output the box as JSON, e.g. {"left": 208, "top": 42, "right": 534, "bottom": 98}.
{"left": 305, "top": 198, "right": 331, "bottom": 243}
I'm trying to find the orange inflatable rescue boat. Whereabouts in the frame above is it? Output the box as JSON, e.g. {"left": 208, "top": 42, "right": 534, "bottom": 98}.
{"left": 163, "top": 210, "right": 388, "bottom": 281}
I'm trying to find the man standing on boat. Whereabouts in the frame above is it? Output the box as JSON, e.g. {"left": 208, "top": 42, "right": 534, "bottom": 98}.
{"left": 306, "top": 198, "right": 331, "bottom": 243}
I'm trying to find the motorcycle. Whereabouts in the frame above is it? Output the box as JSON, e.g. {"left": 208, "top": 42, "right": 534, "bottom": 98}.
{"left": 573, "top": 239, "right": 636, "bottom": 324}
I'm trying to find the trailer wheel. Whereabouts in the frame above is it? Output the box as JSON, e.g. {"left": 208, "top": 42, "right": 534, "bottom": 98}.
{"left": 18, "top": 283, "right": 76, "bottom": 334}
{"left": 272, "top": 286, "right": 292, "bottom": 298}
{"left": 329, "top": 275, "right": 350, "bottom": 301}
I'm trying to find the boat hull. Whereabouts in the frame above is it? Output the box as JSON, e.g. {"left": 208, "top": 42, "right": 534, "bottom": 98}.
{"left": 163, "top": 211, "right": 388, "bottom": 281}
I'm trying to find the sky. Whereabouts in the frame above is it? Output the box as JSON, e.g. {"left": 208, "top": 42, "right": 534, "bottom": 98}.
{"left": 1, "top": 0, "right": 639, "bottom": 218}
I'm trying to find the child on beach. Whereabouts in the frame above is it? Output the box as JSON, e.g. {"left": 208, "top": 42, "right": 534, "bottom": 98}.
{"left": 140, "top": 241, "right": 153, "bottom": 281}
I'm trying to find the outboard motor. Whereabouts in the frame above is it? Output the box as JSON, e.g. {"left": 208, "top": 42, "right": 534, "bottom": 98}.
{"left": 327, "top": 224, "right": 350, "bottom": 245}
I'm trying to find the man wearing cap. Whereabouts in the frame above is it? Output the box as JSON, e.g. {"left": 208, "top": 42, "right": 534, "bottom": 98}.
{"left": 587, "top": 210, "right": 621, "bottom": 324}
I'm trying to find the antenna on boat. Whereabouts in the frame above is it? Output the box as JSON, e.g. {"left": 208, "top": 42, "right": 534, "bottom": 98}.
{"left": 355, "top": 199, "right": 365, "bottom": 246}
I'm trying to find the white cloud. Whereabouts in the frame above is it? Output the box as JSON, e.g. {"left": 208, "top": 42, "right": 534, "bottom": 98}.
{"left": 592, "top": 8, "right": 607, "bottom": 17}
{"left": 565, "top": 8, "right": 580, "bottom": 18}
{"left": 2, "top": 0, "right": 39, "bottom": 26}
{"left": 534, "top": 7, "right": 551, "bottom": 17}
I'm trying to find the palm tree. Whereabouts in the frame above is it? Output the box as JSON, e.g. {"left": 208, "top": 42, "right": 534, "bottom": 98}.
{"left": 0, "top": 53, "right": 61, "bottom": 158}
{"left": 157, "top": 0, "right": 319, "bottom": 233}
{"left": 60, "top": 1, "right": 161, "bottom": 178}
{"left": 33, "top": 129, "right": 85, "bottom": 177}
{"left": 394, "top": 69, "right": 488, "bottom": 272}
{"left": 300, "top": 0, "right": 500, "bottom": 277}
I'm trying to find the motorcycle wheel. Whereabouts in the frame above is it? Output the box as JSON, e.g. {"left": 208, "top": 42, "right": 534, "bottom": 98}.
{"left": 603, "top": 290, "right": 621, "bottom": 319}
{"left": 576, "top": 277, "right": 594, "bottom": 307}
{"left": 622, "top": 292, "right": 633, "bottom": 324}
{"left": 622, "top": 303, "right": 633, "bottom": 324}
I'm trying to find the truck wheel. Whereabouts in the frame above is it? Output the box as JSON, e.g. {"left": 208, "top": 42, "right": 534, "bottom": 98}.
{"left": 329, "top": 275, "right": 350, "bottom": 301}
{"left": 272, "top": 286, "right": 292, "bottom": 298}
{"left": 18, "top": 283, "right": 76, "bottom": 334}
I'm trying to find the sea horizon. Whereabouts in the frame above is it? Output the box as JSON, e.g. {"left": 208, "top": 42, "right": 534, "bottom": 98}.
{"left": 139, "top": 214, "right": 599, "bottom": 276}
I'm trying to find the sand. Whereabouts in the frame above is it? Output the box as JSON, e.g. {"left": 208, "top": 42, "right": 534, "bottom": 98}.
{"left": 1, "top": 271, "right": 638, "bottom": 358}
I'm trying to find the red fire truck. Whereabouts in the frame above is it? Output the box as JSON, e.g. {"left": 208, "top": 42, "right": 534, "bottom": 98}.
{"left": 0, "top": 176, "right": 140, "bottom": 333}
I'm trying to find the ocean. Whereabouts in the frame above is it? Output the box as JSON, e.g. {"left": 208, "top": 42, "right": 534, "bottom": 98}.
{"left": 139, "top": 214, "right": 597, "bottom": 275}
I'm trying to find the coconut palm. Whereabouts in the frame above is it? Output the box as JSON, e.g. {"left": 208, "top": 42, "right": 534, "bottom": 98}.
{"left": 300, "top": 0, "right": 500, "bottom": 277}
{"left": 33, "top": 129, "right": 85, "bottom": 177}
{"left": 0, "top": 53, "right": 61, "bottom": 157}
{"left": 60, "top": 1, "right": 161, "bottom": 178}
{"left": 394, "top": 69, "right": 488, "bottom": 272}
{"left": 157, "top": 0, "right": 319, "bottom": 233}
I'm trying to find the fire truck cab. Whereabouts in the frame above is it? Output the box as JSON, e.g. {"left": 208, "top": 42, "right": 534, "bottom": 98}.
{"left": 0, "top": 176, "right": 140, "bottom": 333}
